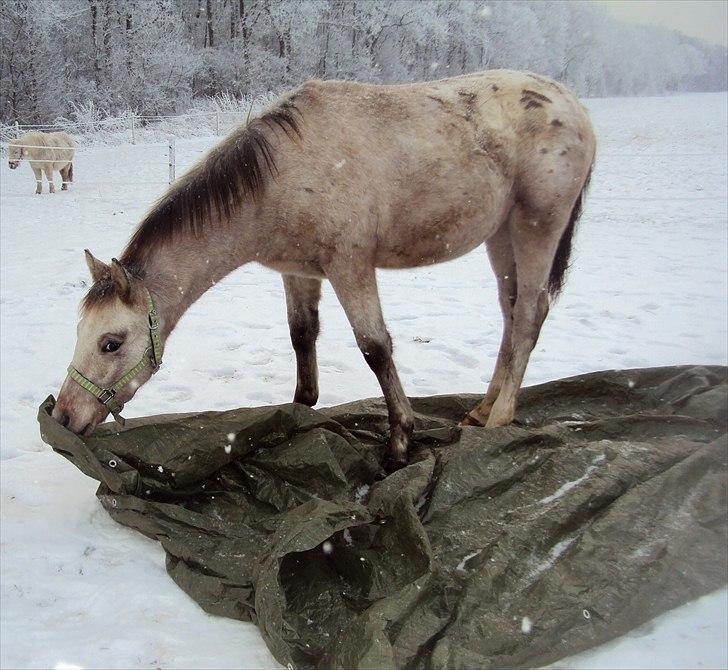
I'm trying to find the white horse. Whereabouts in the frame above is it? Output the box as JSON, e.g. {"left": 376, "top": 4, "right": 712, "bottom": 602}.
{"left": 8, "top": 131, "right": 74, "bottom": 193}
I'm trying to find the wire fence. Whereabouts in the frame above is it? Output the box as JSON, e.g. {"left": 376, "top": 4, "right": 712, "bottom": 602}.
{"left": 0, "top": 110, "right": 250, "bottom": 146}
{"left": 0, "top": 92, "right": 277, "bottom": 146}
{"left": 1, "top": 136, "right": 218, "bottom": 192}
{"left": 0, "top": 105, "right": 268, "bottom": 188}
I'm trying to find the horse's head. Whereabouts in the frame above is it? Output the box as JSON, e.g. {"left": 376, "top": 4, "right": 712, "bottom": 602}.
{"left": 7, "top": 143, "right": 24, "bottom": 169}
{"left": 52, "top": 251, "right": 163, "bottom": 435}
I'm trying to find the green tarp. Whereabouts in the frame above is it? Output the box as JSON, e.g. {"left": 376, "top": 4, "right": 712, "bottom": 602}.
{"left": 38, "top": 365, "right": 727, "bottom": 669}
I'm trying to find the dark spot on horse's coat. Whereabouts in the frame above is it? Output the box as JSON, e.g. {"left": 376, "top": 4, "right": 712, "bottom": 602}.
{"left": 522, "top": 89, "right": 552, "bottom": 103}
{"left": 458, "top": 90, "right": 478, "bottom": 120}
{"left": 427, "top": 94, "right": 448, "bottom": 108}
{"left": 540, "top": 147, "right": 548, "bottom": 154}
{"left": 559, "top": 149, "right": 568, "bottom": 155}
{"left": 491, "top": 84, "right": 499, "bottom": 92}
{"left": 522, "top": 99, "right": 543, "bottom": 110}
{"left": 551, "top": 119, "right": 563, "bottom": 127}
{"left": 578, "top": 132, "right": 583, "bottom": 141}
{"left": 303, "top": 187, "right": 314, "bottom": 193}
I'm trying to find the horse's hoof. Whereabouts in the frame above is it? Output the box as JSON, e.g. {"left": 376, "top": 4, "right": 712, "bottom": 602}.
{"left": 459, "top": 412, "right": 485, "bottom": 427}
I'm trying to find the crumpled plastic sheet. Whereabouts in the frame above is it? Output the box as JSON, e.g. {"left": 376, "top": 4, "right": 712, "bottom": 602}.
{"left": 39, "top": 365, "right": 728, "bottom": 669}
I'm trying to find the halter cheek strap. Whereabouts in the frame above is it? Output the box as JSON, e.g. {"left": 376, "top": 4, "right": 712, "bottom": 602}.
{"left": 66, "top": 289, "right": 162, "bottom": 427}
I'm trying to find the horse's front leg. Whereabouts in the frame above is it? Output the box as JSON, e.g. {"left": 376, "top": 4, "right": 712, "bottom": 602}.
{"left": 43, "top": 166, "right": 55, "bottom": 193}
{"left": 326, "top": 263, "right": 413, "bottom": 472}
{"left": 283, "top": 274, "right": 321, "bottom": 407}
{"left": 31, "top": 166, "right": 43, "bottom": 194}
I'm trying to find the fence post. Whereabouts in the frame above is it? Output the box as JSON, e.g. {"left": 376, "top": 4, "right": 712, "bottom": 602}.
{"left": 216, "top": 112, "right": 220, "bottom": 135}
{"left": 14, "top": 121, "right": 19, "bottom": 137}
{"left": 168, "top": 137, "right": 176, "bottom": 184}
{"left": 131, "top": 117, "right": 135, "bottom": 144}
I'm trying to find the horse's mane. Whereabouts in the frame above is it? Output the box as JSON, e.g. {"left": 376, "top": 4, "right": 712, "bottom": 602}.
{"left": 119, "top": 99, "right": 301, "bottom": 266}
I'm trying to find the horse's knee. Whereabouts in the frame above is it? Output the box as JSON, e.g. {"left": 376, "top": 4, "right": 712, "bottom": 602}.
{"left": 357, "top": 332, "right": 393, "bottom": 373}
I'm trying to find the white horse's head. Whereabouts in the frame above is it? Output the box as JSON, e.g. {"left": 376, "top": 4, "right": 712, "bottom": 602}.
{"left": 7, "top": 143, "right": 25, "bottom": 169}
{"left": 52, "top": 251, "right": 162, "bottom": 434}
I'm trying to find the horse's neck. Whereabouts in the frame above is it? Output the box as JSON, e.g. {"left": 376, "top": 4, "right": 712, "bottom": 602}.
{"left": 141, "top": 223, "right": 253, "bottom": 338}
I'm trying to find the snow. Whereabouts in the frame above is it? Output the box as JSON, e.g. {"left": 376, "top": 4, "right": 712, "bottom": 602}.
{"left": 538, "top": 464, "right": 600, "bottom": 505}
{"left": 455, "top": 549, "right": 482, "bottom": 573}
{"left": 1, "top": 92, "right": 727, "bottom": 669}
{"left": 529, "top": 536, "right": 579, "bottom": 581}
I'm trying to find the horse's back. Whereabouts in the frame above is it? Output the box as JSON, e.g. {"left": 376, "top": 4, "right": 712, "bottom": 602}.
{"left": 34, "top": 131, "right": 74, "bottom": 165}
{"left": 285, "top": 69, "right": 593, "bottom": 198}
{"left": 262, "top": 71, "right": 595, "bottom": 270}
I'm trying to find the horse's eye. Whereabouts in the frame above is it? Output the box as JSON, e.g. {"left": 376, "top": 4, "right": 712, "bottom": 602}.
{"left": 102, "top": 341, "right": 122, "bottom": 353}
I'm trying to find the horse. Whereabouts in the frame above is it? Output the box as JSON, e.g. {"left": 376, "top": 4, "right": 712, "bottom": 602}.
{"left": 7, "top": 131, "right": 74, "bottom": 194}
{"left": 52, "top": 70, "right": 596, "bottom": 471}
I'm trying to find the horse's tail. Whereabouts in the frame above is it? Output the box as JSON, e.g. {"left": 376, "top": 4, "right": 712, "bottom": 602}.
{"left": 68, "top": 163, "right": 73, "bottom": 182}
{"left": 548, "top": 166, "right": 592, "bottom": 299}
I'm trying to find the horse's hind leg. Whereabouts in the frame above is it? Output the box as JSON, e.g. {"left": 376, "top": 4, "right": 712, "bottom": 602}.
{"left": 283, "top": 274, "right": 321, "bottom": 406}
{"left": 60, "top": 165, "right": 70, "bottom": 190}
{"left": 462, "top": 223, "right": 517, "bottom": 426}
{"left": 326, "top": 263, "right": 413, "bottom": 471}
{"left": 485, "top": 203, "right": 571, "bottom": 427}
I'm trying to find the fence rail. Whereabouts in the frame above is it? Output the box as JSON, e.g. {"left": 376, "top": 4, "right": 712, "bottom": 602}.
{"left": 1, "top": 135, "right": 212, "bottom": 187}
{"left": 0, "top": 103, "right": 268, "bottom": 146}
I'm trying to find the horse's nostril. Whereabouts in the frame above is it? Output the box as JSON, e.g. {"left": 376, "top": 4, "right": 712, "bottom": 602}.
{"left": 59, "top": 412, "right": 70, "bottom": 427}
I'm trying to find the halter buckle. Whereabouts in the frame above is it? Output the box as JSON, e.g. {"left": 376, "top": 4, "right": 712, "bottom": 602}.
{"left": 98, "top": 389, "right": 116, "bottom": 405}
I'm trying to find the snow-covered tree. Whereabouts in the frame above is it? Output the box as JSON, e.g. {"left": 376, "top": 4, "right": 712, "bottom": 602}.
{"left": 1, "top": 0, "right": 725, "bottom": 123}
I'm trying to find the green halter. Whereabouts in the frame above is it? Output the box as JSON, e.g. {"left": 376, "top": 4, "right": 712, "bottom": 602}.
{"left": 66, "top": 289, "right": 162, "bottom": 426}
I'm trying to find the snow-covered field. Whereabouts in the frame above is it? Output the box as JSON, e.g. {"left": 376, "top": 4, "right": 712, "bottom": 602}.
{"left": 1, "top": 92, "right": 726, "bottom": 669}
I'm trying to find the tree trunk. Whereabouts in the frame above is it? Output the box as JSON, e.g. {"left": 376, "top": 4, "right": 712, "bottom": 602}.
{"left": 206, "top": 0, "right": 214, "bottom": 48}
{"left": 89, "top": 0, "right": 101, "bottom": 74}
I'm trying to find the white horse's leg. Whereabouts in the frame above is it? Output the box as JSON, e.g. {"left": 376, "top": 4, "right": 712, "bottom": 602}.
{"left": 283, "top": 274, "right": 322, "bottom": 407}
{"left": 326, "top": 263, "right": 413, "bottom": 470}
{"left": 32, "top": 166, "right": 43, "bottom": 194}
{"left": 462, "top": 223, "right": 517, "bottom": 426}
{"left": 486, "top": 203, "right": 569, "bottom": 427}
{"left": 60, "top": 164, "right": 70, "bottom": 190}
{"left": 43, "top": 166, "right": 55, "bottom": 193}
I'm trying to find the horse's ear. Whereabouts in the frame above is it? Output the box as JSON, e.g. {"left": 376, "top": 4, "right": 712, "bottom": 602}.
{"left": 84, "top": 249, "right": 109, "bottom": 283}
{"left": 110, "top": 258, "right": 132, "bottom": 302}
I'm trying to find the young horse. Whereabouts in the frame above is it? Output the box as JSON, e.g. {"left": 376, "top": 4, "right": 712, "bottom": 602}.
{"left": 52, "top": 70, "right": 595, "bottom": 471}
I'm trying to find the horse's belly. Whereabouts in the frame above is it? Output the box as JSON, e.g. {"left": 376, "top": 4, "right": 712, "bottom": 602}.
{"left": 375, "top": 204, "right": 505, "bottom": 269}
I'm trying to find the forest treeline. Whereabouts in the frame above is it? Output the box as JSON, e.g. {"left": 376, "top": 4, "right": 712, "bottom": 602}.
{"left": 2, "top": 0, "right": 726, "bottom": 124}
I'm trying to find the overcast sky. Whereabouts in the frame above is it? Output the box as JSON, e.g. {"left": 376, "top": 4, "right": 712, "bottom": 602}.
{"left": 598, "top": 0, "right": 728, "bottom": 47}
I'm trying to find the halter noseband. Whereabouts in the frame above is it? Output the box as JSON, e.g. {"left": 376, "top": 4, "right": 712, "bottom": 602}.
{"left": 66, "top": 289, "right": 162, "bottom": 426}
